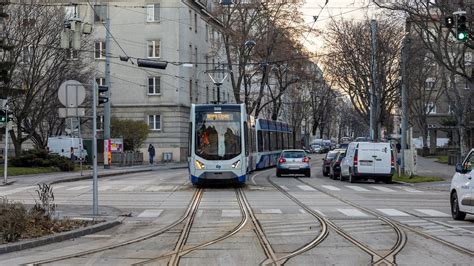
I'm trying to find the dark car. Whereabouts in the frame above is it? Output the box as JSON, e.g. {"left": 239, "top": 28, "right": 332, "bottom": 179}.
{"left": 329, "top": 151, "right": 346, "bottom": 180}
{"left": 337, "top": 143, "right": 349, "bottom": 150}
{"left": 276, "top": 149, "right": 311, "bottom": 177}
{"left": 322, "top": 150, "right": 339, "bottom": 176}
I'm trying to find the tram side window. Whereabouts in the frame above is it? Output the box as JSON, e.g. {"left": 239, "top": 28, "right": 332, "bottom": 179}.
{"left": 265, "top": 131, "right": 270, "bottom": 152}
{"left": 251, "top": 128, "right": 256, "bottom": 152}
{"left": 244, "top": 122, "right": 249, "bottom": 156}
{"left": 257, "top": 131, "right": 263, "bottom": 152}
{"left": 279, "top": 132, "right": 283, "bottom": 150}
{"left": 271, "top": 131, "right": 276, "bottom": 151}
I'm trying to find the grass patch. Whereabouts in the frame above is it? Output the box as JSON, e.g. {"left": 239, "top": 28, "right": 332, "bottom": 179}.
{"left": 393, "top": 173, "right": 444, "bottom": 183}
{"left": 0, "top": 167, "right": 60, "bottom": 176}
{"left": 435, "top": 155, "right": 449, "bottom": 164}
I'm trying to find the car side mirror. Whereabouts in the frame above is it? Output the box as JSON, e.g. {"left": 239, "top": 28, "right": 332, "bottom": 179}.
{"left": 455, "top": 163, "right": 466, "bottom": 174}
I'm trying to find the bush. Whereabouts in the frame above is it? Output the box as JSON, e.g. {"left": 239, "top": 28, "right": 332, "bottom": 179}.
{"left": 10, "top": 150, "right": 75, "bottom": 172}
{"left": 0, "top": 197, "right": 28, "bottom": 243}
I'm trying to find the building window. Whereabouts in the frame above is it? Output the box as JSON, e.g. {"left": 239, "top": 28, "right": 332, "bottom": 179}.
{"left": 94, "top": 41, "right": 105, "bottom": 59}
{"left": 69, "top": 48, "right": 79, "bottom": 60}
{"left": 146, "top": 4, "right": 160, "bottom": 22}
{"left": 147, "top": 40, "right": 160, "bottom": 58}
{"left": 22, "top": 45, "right": 33, "bottom": 64}
{"left": 148, "top": 115, "right": 161, "bottom": 130}
{"left": 94, "top": 5, "right": 107, "bottom": 23}
{"left": 425, "top": 78, "right": 435, "bottom": 90}
{"left": 148, "top": 76, "right": 161, "bottom": 94}
{"left": 189, "top": 79, "right": 193, "bottom": 103}
{"left": 195, "top": 80, "right": 198, "bottom": 102}
{"left": 189, "top": 10, "right": 192, "bottom": 30}
{"left": 205, "top": 24, "right": 208, "bottom": 42}
{"left": 426, "top": 102, "right": 436, "bottom": 114}
{"left": 194, "top": 13, "right": 198, "bottom": 33}
{"left": 65, "top": 5, "right": 78, "bottom": 19}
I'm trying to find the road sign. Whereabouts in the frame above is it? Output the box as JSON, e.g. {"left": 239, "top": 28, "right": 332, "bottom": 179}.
{"left": 58, "top": 107, "right": 85, "bottom": 118}
{"left": 58, "top": 80, "right": 86, "bottom": 107}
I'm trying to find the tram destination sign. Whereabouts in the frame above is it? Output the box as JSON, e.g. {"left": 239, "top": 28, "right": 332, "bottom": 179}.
{"left": 206, "top": 113, "right": 233, "bottom": 121}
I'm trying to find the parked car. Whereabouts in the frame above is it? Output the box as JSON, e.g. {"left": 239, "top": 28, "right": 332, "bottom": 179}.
{"left": 340, "top": 142, "right": 394, "bottom": 183}
{"left": 329, "top": 151, "right": 346, "bottom": 180}
{"left": 276, "top": 149, "right": 311, "bottom": 177}
{"left": 450, "top": 148, "right": 474, "bottom": 220}
{"left": 311, "top": 144, "right": 322, "bottom": 154}
{"left": 337, "top": 143, "right": 349, "bottom": 150}
{"left": 322, "top": 150, "right": 340, "bottom": 176}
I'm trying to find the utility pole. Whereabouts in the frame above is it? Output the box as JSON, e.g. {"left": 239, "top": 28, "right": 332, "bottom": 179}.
{"left": 400, "top": 36, "right": 410, "bottom": 176}
{"left": 92, "top": 78, "right": 99, "bottom": 216}
{"left": 103, "top": 4, "right": 111, "bottom": 169}
{"left": 370, "top": 20, "right": 377, "bottom": 141}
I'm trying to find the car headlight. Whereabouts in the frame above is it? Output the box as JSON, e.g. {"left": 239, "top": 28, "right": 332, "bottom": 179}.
{"left": 231, "top": 160, "right": 241, "bottom": 168}
{"left": 195, "top": 160, "right": 205, "bottom": 170}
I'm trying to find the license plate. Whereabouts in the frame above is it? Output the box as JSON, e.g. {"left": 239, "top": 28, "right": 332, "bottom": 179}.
{"left": 360, "top": 162, "right": 372, "bottom": 166}
{"left": 289, "top": 167, "right": 299, "bottom": 170}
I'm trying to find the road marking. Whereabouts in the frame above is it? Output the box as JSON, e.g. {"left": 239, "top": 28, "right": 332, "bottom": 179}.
{"left": 415, "top": 209, "right": 451, "bottom": 217}
{"left": 120, "top": 185, "right": 137, "bottom": 191}
{"left": 98, "top": 186, "right": 112, "bottom": 191}
{"left": 313, "top": 209, "right": 326, "bottom": 216}
{"left": 280, "top": 185, "right": 289, "bottom": 191}
{"left": 51, "top": 185, "right": 65, "bottom": 190}
{"left": 83, "top": 234, "right": 111, "bottom": 238}
{"left": 299, "top": 209, "right": 307, "bottom": 214}
{"left": 146, "top": 185, "right": 176, "bottom": 192}
{"left": 345, "top": 185, "right": 370, "bottom": 192}
{"left": 197, "top": 210, "right": 203, "bottom": 217}
{"left": 398, "top": 186, "right": 423, "bottom": 193}
{"left": 261, "top": 209, "right": 282, "bottom": 214}
{"left": 321, "top": 185, "right": 341, "bottom": 191}
{"left": 137, "top": 209, "right": 163, "bottom": 218}
{"left": 377, "top": 208, "right": 410, "bottom": 217}
{"left": 297, "top": 185, "right": 316, "bottom": 191}
{"left": 0, "top": 186, "right": 36, "bottom": 196}
{"left": 371, "top": 186, "right": 395, "bottom": 192}
{"left": 337, "top": 208, "right": 368, "bottom": 217}
{"left": 222, "top": 210, "right": 241, "bottom": 217}
{"left": 66, "top": 185, "right": 90, "bottom": 191}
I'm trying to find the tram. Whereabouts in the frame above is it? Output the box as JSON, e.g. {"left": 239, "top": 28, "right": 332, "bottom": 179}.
{"left": 188, "top": 104, "right": 294, "bottom": 185}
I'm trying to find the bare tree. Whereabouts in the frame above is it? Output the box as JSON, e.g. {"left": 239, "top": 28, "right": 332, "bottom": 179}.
{"left": 322, "top": 18, "right": 403, "bottom": 141}
{"left": 5, "top": 1, "right": 91, "bottom": 155}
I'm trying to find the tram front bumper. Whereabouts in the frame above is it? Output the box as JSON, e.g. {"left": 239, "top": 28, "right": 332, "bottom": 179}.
{"left": 191, "top": 171, "right": 247, "bottom": 184}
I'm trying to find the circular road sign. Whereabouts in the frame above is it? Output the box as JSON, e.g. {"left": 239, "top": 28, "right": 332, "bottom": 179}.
{"left": 58, "top": 80, "right": 86, "bottom": 107}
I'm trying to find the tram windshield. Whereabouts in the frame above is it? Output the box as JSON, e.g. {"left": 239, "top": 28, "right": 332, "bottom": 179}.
{"left": 195, "top": 111, "right": 241, "bottom": 160}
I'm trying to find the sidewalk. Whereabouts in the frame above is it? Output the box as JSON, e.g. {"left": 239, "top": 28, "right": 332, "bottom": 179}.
{"left": 3, "top": 162, "right": 188, "bottom": 186}
{"left": 416, "top": 156, "right": 454, "bottom": 180}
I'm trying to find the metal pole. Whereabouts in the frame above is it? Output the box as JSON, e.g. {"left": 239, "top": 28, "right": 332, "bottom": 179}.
{"left": 103, "top": 4, "right": 111, "bottom": 169}
{"left": 370, "top": 19, "right": 377, "bottom": 141}
{"left": 216, "top": 83, "right": 221, "bottom": 104}
{"left": 92, "top": 78, "right": 99, "bottom": 216}
{"left": 3, "top": 101, "right": 8, "bottom": 184}
{"left": 400, "top": 36, "right": 409, "bottom": 175}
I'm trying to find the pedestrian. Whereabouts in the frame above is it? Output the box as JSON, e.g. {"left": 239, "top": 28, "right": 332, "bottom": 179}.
{"left": 396, "top": 142, "right": 401, "bottom": 153}
{"left": 70, "top": 147, "right": 75, "bottom": 161}
{"left": 148, "top": 144, "right": 155, "bottom": 165}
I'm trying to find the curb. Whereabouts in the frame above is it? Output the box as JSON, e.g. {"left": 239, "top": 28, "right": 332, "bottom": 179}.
{"left": 48, "top": 168, "right": 153, "bottom": 185}
{"left": 0, "top": 218, "right": 122, "bottom": 255}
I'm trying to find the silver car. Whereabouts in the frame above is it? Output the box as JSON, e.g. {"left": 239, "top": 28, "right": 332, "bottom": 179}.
{"left": 276, "top": 149, "right": 311, "bottom": 177}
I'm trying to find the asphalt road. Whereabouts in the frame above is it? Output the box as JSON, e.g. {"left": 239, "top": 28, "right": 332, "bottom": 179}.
{"left": 0, "top": 154, "right": 473, "bottom": 265}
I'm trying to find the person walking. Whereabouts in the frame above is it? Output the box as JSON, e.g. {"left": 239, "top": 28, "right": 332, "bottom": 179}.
{"left": 148, "top": 144, "right": 155, "bottom": 165}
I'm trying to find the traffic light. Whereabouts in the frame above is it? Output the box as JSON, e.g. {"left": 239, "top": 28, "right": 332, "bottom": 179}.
{"left": 0, "top": 109, "right": 12, "bottom": 123}
{"left": 445, "top": 16, "right": 455, "bottom": 28}
{"left": 457, "top": 15, "right": 468, "bottom": 42}
{"left": 98, "top": 85, "right": 108, "bottom": 105}
{"left": 137, "top": 58, "right": 167, "bottom": 69}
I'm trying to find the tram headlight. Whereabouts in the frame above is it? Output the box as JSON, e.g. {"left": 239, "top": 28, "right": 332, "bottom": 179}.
{"left": 195, "top": 160, "right": 205, "bottom": 170}
{"left": 231, "top": 160, "right": 241, "bottom": 168}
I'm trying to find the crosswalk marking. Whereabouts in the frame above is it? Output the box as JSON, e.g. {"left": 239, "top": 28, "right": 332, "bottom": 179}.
{"left": 120, "top": 185, "right": 137, "bottom": 191}
{"left": 280, "top": 185, "right": 289, "bottom": 191}
{"left": 261, "top": 209, "right": 282, "bottom": 214}
{"left": 51, "top": 185, "right": 65, "bottom": 190}
{"left": 322, "top": 185, "right": 341, "bottom": 191}
{"left": 297, "top": 185, "right": 316, "bottom": 191}
{"left": 415, "top": 209, "right": 450, "bottom": 217}
{"left": 337, "top": 208, "right": 368, "bottom": 217}
{"left": 66, "top": 185, "right": 89, "bottom": 191}
{"left": 0, "top": 186, "right": 36, "bottom": 196}
{"left": 98, "top": 186, "right": 112, "bottom": 191}
{"left": 345, "top": 185, "right": 369, "bottom": 192}
{"left": 371, "top": 186, "right": 395, "bottom": 192}
{"left": 222, "top": 210, "right": 241, "bottom": 217}
{"left": 146, "top": 185, "right": 176, "bottom": 192}
{"left": 398, "top": 187, "right": 423, "bottom": 193}
{"left": 299, "top": 209, "right": 307, "bottom": 214}
{"left": 313, "top": 209, "right": 326, "bottom": 216}
{"left": 137, "top": 209, "right": 163, "bottom": 218}
{"left": 377, "top": 208, "right": 410, "bottom": 217}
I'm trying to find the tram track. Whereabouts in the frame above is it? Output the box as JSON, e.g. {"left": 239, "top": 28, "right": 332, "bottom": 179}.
{"left": 266, "top": 175, "right": 407, "bottom": 266}
{"left": 26, "top": 188, "right": 204, "bottom": 265}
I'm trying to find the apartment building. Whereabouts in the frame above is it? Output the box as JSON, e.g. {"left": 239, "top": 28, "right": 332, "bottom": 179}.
{"left": 61, "top": 0, "right": 233, "bottom": 162}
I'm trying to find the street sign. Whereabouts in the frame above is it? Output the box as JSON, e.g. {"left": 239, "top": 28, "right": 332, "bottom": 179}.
{"left": 58, "top": 80, "right": 86, "bottom": 107}
{"left": 58, "top": 107, "right": 85, "bottom": 118}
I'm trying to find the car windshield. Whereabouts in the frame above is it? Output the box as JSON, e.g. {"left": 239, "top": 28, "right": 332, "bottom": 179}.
{"left": 282, "top": 151, "right": 305, "bottom": 158}
{"left": 195, "top": 110, "right": 241, "bottom": 160}
{"left": 327, "top": 152, "right": 338, "bottom": 159}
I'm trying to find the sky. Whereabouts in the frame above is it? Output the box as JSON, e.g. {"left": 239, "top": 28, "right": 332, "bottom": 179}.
{"left": 300, "top": 0, "right": 380, "bottom": 52}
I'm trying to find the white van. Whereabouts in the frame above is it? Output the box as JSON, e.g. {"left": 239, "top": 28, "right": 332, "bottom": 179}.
{"left": 47, "top": 136, "right": 88, "bottom": 161}
{"left": 340, "top": 142, "right": 394, "bottom": 183}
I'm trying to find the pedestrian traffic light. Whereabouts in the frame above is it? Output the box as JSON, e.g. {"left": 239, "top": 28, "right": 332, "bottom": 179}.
{"left": 98, "top": 85, "right": 108, "bottom": 105}
{"left": 0, "top": 110, "right": 6, "bottom": 123}
{"left": 457, "top": 15, "right": 468, "bottom": 42}
{"left": 137, "top": 58, "right": 167, "bottom": 69}
{"left": 445, "top": 16, "right": 455, "bottom": 28}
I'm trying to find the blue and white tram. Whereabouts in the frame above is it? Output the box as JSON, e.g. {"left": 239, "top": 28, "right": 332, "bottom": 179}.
{"left": 188, "top": 104, "right": 249, "bottom": 185}
{"left": 252, "top": 119, "right": 294, "bottom": 170}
